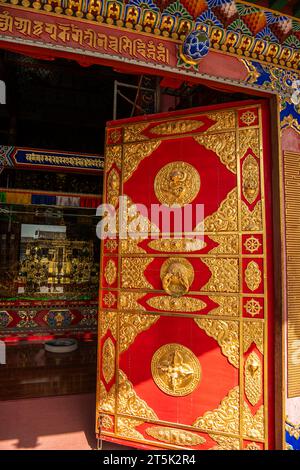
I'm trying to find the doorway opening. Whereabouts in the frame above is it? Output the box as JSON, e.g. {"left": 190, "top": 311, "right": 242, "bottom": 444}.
{"left": 0, "top": 49, "right": 260, "bottom": 401}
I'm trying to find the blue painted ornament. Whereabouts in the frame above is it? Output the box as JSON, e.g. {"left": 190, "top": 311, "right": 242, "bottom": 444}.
{"left": 182, "top": 30, "right": 210, "bottom": 64}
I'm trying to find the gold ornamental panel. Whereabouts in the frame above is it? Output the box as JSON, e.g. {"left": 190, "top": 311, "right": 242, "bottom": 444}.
{"left": 193, "top": 386, "right": 239, "bottom": 435}
{"left": 148, "top": 238, "right": 206, "bottom": 253}
{"left": 102, "top": 337, "right": 115, "bottom": 384}
{"left": 160, "top": 257, "right": 194, "bottom": 297}
{"left": 154, "top": 161, "right": 200, "bottom": 207}
{"left": 245, "top": 351, "right": 262, "bottom": 406}
{"left": 242, "top": 154, "right": 260, "bottom": 205}
{"left": 150, "top": 119, "right": 204, "bottom": 136}
{"left": 151, "top": 343, "right": 201, "bottom": 397}
{"left": 146, "top": 296, "right": 206, "bottom": 313}
{"left": 194, "top": 132, "right": 236, "bottom": 174}
{"left": 146, "top": 426, "right": 206, "bottom": 447}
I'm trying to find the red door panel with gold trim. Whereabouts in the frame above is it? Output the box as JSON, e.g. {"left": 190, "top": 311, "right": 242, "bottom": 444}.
{"left": 96, "top": 101, "right": 274, "bottom": 450}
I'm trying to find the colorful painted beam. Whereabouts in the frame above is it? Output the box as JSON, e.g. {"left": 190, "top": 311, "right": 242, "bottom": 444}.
{"left": 0, "top": 145, "right": 104, "bottom": 173}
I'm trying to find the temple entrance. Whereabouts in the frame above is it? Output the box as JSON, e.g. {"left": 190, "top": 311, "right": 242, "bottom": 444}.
{"left": 0, "top": 49, "right": 272, "bottom": 450}
{"left": 97, "top": 101, "right": 274, "bottom": 450}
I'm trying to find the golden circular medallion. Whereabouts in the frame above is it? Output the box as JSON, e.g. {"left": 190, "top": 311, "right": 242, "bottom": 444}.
{"left": 154, "top": 161, "right": 200, "bottom": 207}
{"left": 151, "top": 343, "right": 201, "bottom": 396}
{"left": 160, "top": 257, "right": 194, "bottom": 297}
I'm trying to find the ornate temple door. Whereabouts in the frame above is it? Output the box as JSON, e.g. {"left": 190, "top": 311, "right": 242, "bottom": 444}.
{"left": 96, "top": 101, "right": 274, "bottom": 450}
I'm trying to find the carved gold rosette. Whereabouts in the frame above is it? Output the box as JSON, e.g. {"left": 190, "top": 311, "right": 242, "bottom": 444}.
{"left": 151, "top": 343, "right": 201, "bottom": 396}
{"left": 154, "top": 161, "right": 200, "bottom": 207}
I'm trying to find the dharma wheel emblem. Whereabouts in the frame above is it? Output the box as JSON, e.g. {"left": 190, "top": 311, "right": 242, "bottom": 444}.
{"left": 151, "top": 343, "right": 201, "bottom": 397}
{"left": 154, "top": 161, "right": 200, "bottom": 207}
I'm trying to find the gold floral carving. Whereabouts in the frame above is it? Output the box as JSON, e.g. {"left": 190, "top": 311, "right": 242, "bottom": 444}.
{"left": 242, "top": 155, "right": 259, "bottom": 204}
{"left": 154, "top": 161, "right": 201, "bottom": 207}
{"left": 98, "top": 381, "right": 115, "bottom": 414}
{"left": 148, "top": 238, "right": 206, "bottom": 253}
{"left": 109, "top": 128, "right": 122, "bottom": 144}
{"left": 245, "top": 351, "right": 262, "bottom": 406}
{"left": 120, "top": 197, "right": 159, "bottom": 236}
{"left": 207, "top": 111, "right": 236, "bottom": 131}
{"left": 243, "top": 403, "right": 264, "bottom": 440}
{"left": 117, "top": 417, "right": 144, "bottom": 440}
{"left": 208, "top": 296, "right": 239, "bottom": 316}
{"left": 123, "top": 141, "right": 161, "bottom": 182}
{"left": 105, "top": 145, "right": 122, "bottom": 171}
{"left": 194, "top": 318, "right": 239, "bottom": 368}
{"left": 193, "top": 387, "right": 239, "bottom": 434}
{"left": 160, "top": 257, "right": 194, "bottom": 297}
{"left": 245, "top": 442, "right": 261, "bottom": 450}
{"left": 119, "top": 292, "right": 145, "bottom": 311}
{"left": 120, "top": 239, "right": 146, "bottom": 254}
{"left": 107, "top": 169, "right": 120, "bottom": 207}
{"left": 150, "top": 119, "right": 203, "bottom": 136}
{"left": 123, "top": 122, "right": 149, "bottom": 143}
{"left": 101, "top": 414, "right": 114, "bottom": 431}
{"left": 151, "top": 343, "right": 201, "bottom": 396}
{"left": 102, "top": 337, "right": 115, "bottom": 384}
{"left": 118, "top": 370, "right": 158, "bottom": 419}
{"left": 197, "top": 188, "right": 238, "bottom": 232}
{"left": 146, "top": 296, "right": 206, "bottom": 313}
{"left": 239, "top": 128, "right": 259, "bottom": 157}
{"left": 241, "top": 201, "right": 263, "bottom": 231}
{"left": 245, "top": 299, "right": 262, "bottom": 317}
{"left": 201, "top": 258, "right": 239, "bottom": 293}
{"left": 208, "top": 234, "right": 239, "bottom": 255}
{"left": 100, "top": 311, "right": 117, "bottom": 339}
{"left": 146, "top": 426, "right": 206, "bottom": 447}
{"left": 240, "top": 111, "right": 256, "bottom": 127}
{"left": 245, "top": 261, "right": 262, "bottom": 291}
{"left": 121, "top": 257, "right": 153, "bottom": 289}
{"left": 104, "top": 259, "right": 117, "bottom": 286}
{"left": 209, "top": 434, "right": 240, "bottom": 450}
{"left": 194, "top": 132, "right": 236, "bottom": 173}
{"left": 119, "top": 313, "right": 159, "bottom": 353}
{"left": 243, "top": 321, "right": 264, "bottom": 354}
